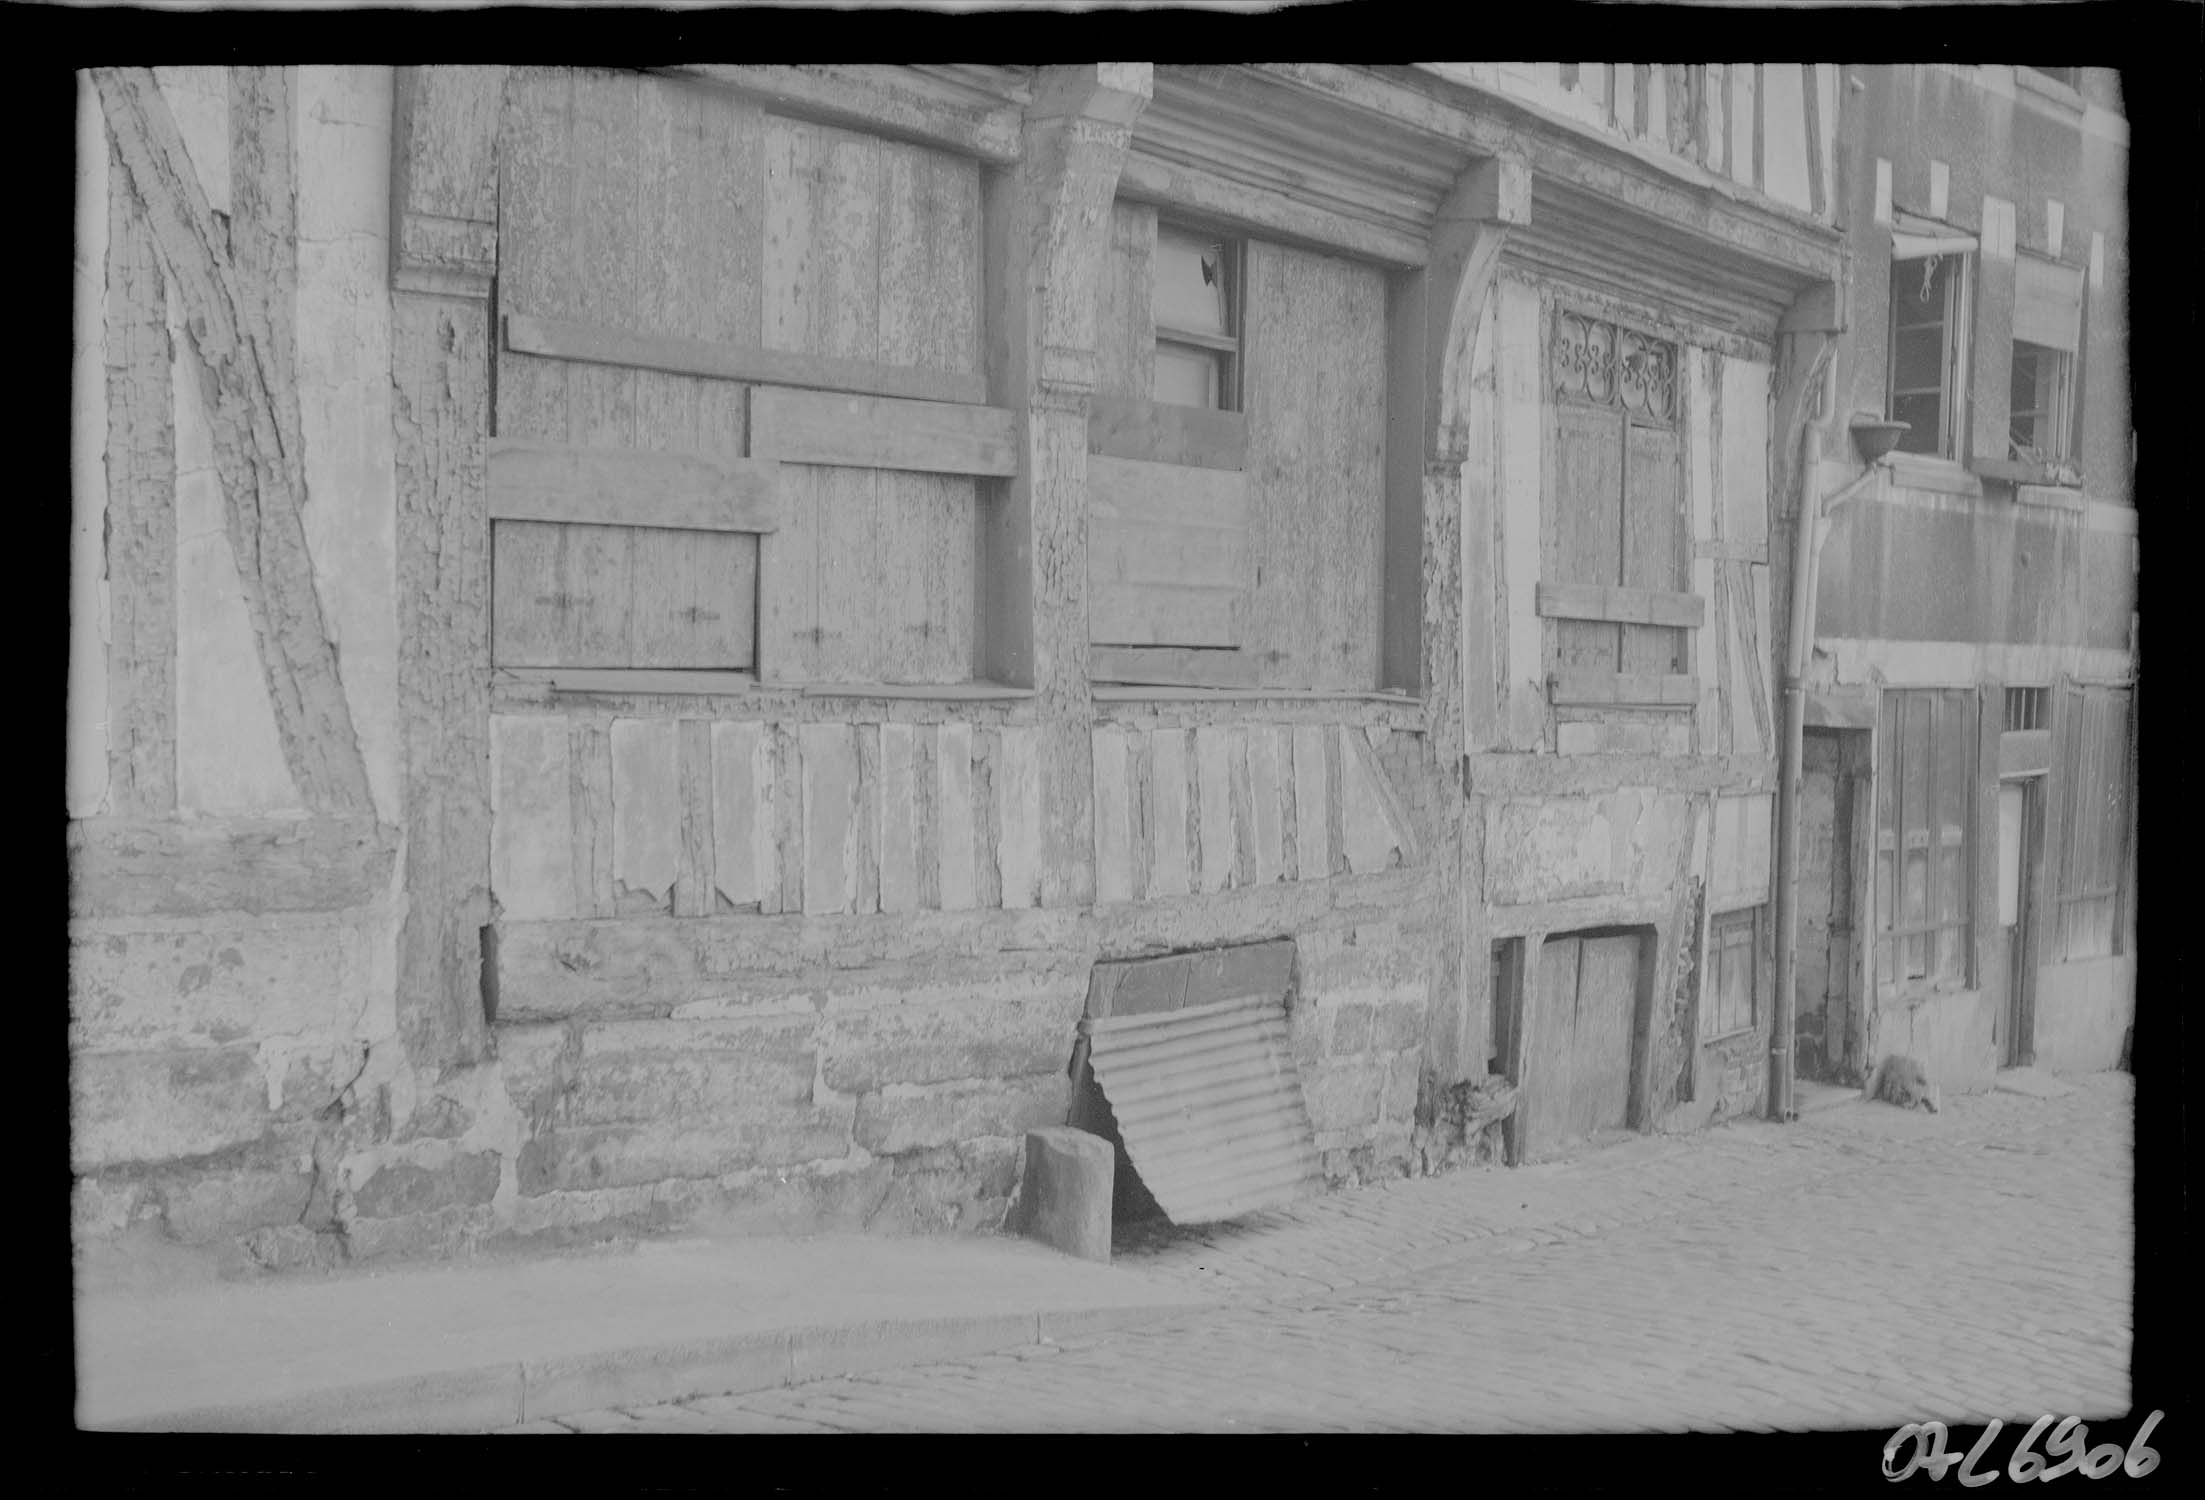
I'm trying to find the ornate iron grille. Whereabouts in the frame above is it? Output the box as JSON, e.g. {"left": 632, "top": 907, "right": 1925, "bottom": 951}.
{"left": 1553, "top": 309, "right": 1679, "bottom": 425}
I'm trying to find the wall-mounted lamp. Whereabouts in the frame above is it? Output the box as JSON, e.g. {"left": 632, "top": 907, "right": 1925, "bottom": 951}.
{"left": 1847, "top": 413, "right": 1910, "bottom": 463}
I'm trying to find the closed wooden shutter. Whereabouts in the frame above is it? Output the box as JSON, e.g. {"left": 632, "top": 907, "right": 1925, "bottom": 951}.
{"left": 1621, "top": 424, "right": 1686, "bottom": 674}
{"left": 493, "top": 69, "right": 994, "bottom": 684}
{"left": 1554, "top": 404, "right": 1627, "bottom": 674}
{"left": 494, "top": 69, "right": 774, "bottom": 671}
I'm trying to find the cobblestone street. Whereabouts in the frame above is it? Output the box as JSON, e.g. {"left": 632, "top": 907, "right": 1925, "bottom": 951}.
{"left": 500, "top": 1073, "right": 2133, "bottom": 1434}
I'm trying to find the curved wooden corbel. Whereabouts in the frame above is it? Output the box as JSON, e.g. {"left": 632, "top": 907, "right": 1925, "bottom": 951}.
{"left": 1428, "top": 155, "right": 1530, "bottom": 466}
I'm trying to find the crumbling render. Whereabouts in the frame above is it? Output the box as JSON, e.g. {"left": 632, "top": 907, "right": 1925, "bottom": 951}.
{"left": 91, "top": 66, "right": 374, "bottom": 818}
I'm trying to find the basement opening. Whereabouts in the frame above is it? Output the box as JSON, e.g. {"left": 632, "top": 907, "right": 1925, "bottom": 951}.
{"left": 1065, "top": 938, "right": 1322, "bottom": 1241}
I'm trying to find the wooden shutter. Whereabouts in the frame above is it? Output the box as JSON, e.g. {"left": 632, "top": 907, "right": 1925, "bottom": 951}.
{"left": 1621, "top": 424, "right": 1686, "bottom": 674}
{"left": 1553, "top": 404, "right": 1626, "bottom": 673}
{"left": 494, "top": 69, "right": 773, "bottom": 671}
{"left": 1971, "top": 249, "right": 2015, "bottom": 467}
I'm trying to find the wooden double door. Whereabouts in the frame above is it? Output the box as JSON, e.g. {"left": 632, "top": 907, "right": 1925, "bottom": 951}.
{"left": 1522, "top": 931, "right": 1645, "bottom": 1161}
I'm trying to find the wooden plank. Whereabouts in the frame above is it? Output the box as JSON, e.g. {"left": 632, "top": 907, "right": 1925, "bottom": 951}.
{"left": 490, "top": 715, "right": 575, "bottom": 921}
{"left": 1622, "top": 423, "right": 1686, "bottom": 676}
{"left": 1087, "top": 395, "right": 1249, "bottom": 471}
{"left": 1092, "top": 726, "right": 1136, "bottom": 905}
{"left": 1087, "top": 453, "right": 1249, "bottom": 531}
{"left": 1246, "top": 726, "right": 1286, "bottom": 884}
{"left": 67, "top": 817, "right": 399, "bottom": 919}
{"left": 1547, "top": 669, "right": 1700, "bottom": 708}
{"left": 1291, "top": 723, "right": 1332, "bottom": 880}
{"left": 674, "top": 719, "right": 715, "bottom": 917}
{"left": 1147, "top": 729, "right": 1192, "bottom": 898}
{"left": 1339, "top": 728, "right": 1401, "bottom": 875}
{"left": 668, "top": 64, "right": 1025, "bottom": 167}
{"left": 102, "top": 155, "right": 178, "bottom": 818}
{"left": 609, "top": 717, "right": 680, "bottom": 907}
{"left": 491, "top": 522, "right": 759, "bottom": 670}
{"left": 1094, "top": 200, "right": 1156, "bottom": 399}
{"left": 1534, "top": 582, "right": 1705, "bottom": 628}
{"left": 772, "top": 724, "right": 802, "bottom": 914}
{"left": 569, "top": 721, "right": 615, "bottom": 917}
{"left": 1089, "top": 646, "right": 1258, "bottom": 690}
{"left": 1090, "top": 583, "right": 1245, "bottom": 651}
{"left": 486, "top": 439, "right": 780, "bottom": 532}
{"left": 1240, "top": 238, "right": 1389, "bottom": 692}
{"left": 1089, "top": 454, "right": 1250, "bottom": 650}
{"left": 877, "top": 721, "right": 920, "bottom": 913}
{"left": 995, "top": 725, "right": 1043, "bottom": 910}
{"left": 709, "top": 721, "right": 766, "bottom": 908}
{"left": 971, "top": 725, "right": 1003, "bottom": 910}
{"left": 751, "top": 387, "right": 1017, "bottom": 476}
{"left": 799, "top": 722, "right": 859, "bottom": 914}
{"left": 1553, "top": 403, "right": 1626, "bottom": 674}
{"left": 936, "top": 720, "right": 976, "bottom": 910}
{"left": 853, "top": 722, "right": 881, "bottom": 915}
{"left": 504, "top": 311, "right": 989, "bottom": 406}
{"left": 1999, "top": 727, "right": 2051, "bottom": 779}
{"left": 1196, "top": 726, "right": 1236, "bottom": 894}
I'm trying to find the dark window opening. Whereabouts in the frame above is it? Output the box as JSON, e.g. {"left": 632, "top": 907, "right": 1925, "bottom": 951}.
{"left": 2005, "top": 685, "right": 2048, "bottom": 733}
{"left": 1888, "top": 252, "right": 1970, "bottom": 458}
{"left": 1152, "top": 224, "right": 1242, "bottom": 412}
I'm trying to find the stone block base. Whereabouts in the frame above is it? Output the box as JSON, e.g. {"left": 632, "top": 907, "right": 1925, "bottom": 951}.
{"left": 1016, "top": 1126, "right": 1113, "bottom": 1263}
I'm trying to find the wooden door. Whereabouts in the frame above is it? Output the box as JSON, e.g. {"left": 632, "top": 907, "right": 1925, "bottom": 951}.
{"left": 1525, "top": 931, "right": 1642, "bottom": 1161}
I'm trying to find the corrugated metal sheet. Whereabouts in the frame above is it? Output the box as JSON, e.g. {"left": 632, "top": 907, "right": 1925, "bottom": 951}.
{"left": 1081, "top": 994, "right": 1322, "bottom": 1225}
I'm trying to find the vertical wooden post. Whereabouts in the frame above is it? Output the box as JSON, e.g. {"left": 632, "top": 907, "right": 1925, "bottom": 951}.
{"left": 1409, "top": 155, "right": 1529, "bottom": 1095}
{"left": 390, "top": 65, "right": 508, "bottom": 1071}
{"left": 981, "top": 64, "right": 1150, "bottom": 910}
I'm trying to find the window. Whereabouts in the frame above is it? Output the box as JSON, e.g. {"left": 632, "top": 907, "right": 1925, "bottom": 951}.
{"left": 2053, "top": 684, "right": 2131, "bottom": 960}
{"left": 1704, "top": 907, "right": 1761, "bottom": 1039}
{"left": 1875, "top": 688, "right": 1979, "bottom": 988}
{"left": 1547, "top": 309, "right": 1688, "bottom": 681}
{"left": 2010, "top": 254, "right": 2085, "bottom": 471}
{"left": 1151, "top": 225, "right": 1241, "bottom": 411}
{"left": 2004, "top": 686, "right": 2048, "bottom": 733}
{"left": 1888, "top": 250, "right": 1974, "bottom": 458}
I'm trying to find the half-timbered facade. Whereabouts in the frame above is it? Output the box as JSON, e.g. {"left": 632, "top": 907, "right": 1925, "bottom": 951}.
{"left": 68, "top": 63, "right": 2122, "bottom": 1276}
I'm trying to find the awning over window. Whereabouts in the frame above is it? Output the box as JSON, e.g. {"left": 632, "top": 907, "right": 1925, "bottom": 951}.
{"left": 1891, "top": 210, "right": 1979, "bottom": 260}
{"left": 2015, "top": 254, "right": 2086, "bottom": 351}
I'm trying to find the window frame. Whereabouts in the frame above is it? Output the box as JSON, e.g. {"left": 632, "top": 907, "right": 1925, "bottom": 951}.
{"left": 1150, "top": 222, "right": 1245, "bottom": 414}
{"left": 2007, "top": 339, "right": 2075, "bottom": 465}
{"left": 1886, "top": 248, "right": 1976, "bottom": 461}
{"left": 1874, "top": 687, "right": 1980, "bottom": 993}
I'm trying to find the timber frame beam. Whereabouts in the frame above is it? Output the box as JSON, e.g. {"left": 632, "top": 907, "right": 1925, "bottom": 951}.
{"left": 982, "top": 63, "right": 1153, "bottom": 910}
{"left": 389, "top": 64, "right": 508, "bottom": 1070}
{"left": 91, "top": 67, "right": 376, "bottom": 820}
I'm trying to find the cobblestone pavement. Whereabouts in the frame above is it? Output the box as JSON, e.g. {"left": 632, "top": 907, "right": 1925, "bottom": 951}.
{"left": 501, "top": 1073, "right": 2133, "bottom": 1434}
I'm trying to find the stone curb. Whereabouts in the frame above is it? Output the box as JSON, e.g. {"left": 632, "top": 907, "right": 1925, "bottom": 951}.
{"left": 87, "top": 1299, "right": 1203, "bottom": 1434}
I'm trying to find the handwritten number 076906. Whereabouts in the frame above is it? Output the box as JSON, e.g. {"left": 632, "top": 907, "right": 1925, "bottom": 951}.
{"left": 1883, "top": 1411, "right": 2163, "bottom": 1483}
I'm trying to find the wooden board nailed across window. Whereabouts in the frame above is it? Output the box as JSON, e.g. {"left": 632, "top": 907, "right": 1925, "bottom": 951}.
{"left": 491, "top": 69, "right": 986, "bottom": 683}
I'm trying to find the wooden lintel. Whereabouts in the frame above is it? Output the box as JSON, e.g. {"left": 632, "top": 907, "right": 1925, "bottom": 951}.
{"left": 505, "top": 312, "right": 990, "bottom": 407}
{"left": 1116, "top": 152, "right": 1428, "bottom": 269}
{"left": 751, "top": 387, "right": 1019, "bottom": 477}
{"left": 68, "top": 817, "right": 400, "bottom": 919}
{"left": 666, "top": 64, "right": 1025, "bottom": 165}
{"left": 1087, "top": 396, "right": 1248, "bottom": 472}
{"left": 1535, "top": 582, "right": 1706, "bottom": 629}
{"left": 487, "top": 439, "right": 781, "bottom": 533}
{"left": 1547, "top": 669, "right": 1699, "bottom": 708}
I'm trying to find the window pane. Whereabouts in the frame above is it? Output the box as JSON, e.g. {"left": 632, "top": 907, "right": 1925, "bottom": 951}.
{"left": 1893, "top": 327, "right": 1948, "bottom": 392}
{"left": 1936, "top": 925, "right": 1966, "bottom": 982}
{"left": 1904, "top": 931, "right": 1929, "bottom": 981}
{"left": 1153, "top": 228, "right": 1231, "bottom": 337}
{"left": 1153, "top": 341, "right": 1220, "bottom": 409}
{"left": 1902, "top": 697, "right": 1932, "bottom": 929}
{"left": 1892, "top": 392, "right": 1943, "bottom": 454}
{"left": 1936, "top": 692, "right": 1970, "bottom": 926}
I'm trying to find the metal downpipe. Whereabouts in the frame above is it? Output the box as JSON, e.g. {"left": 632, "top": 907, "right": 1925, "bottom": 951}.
{"left": 1769, "top": 436, "right": 1882, "bottom": 1123}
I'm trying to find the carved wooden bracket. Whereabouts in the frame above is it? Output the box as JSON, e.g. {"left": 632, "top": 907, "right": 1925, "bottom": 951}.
{"left": 1428, "top": 155, "right": 1530, "bottom": 466}
{"left": 1014, "top": 64, "right": 1152, "bottom": 412}
{"left": 391, "top": 66, "right": 509, "bottom": 299}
